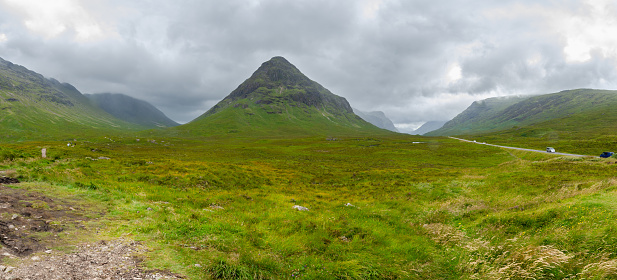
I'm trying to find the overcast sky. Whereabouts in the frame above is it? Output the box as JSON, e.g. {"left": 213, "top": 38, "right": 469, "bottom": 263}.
{"left": 1, "top": 0, "right": 617, "bottom": 131}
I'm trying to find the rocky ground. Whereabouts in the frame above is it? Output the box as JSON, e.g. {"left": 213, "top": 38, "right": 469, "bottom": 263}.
{"left": 0, "top": 181, "right": 183, "bottom": 280}
{"left": 1, "top": 239, "right": 182, "bottom": 280}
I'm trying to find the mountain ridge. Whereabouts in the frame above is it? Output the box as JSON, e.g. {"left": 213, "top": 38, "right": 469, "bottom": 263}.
{"left": 412, "top": 121, "right": 447, "bottom": 135}
{"left": 179, "top": 56, "right": 389, "bottom": 137}
{"left": 0, "top": 57, "right": 143, "bottom": 140}
{"left": 86, "top": 93, "right": 179, "bottom": 128}
{"left": 426, "top": 89, "right": 617, "bottom": 137}
{"left": 352, "top": 108, "right": 398, "bottom": 132}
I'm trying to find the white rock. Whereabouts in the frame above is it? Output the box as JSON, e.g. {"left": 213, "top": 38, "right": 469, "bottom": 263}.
{"left": 293, "top": 205, "right": 309, "bottom": 211}
{"left": 345, "top": 203, "right": 354, "bottom": 207}
{"left": 31, "top": 256, "right": 40, "bottom": 261}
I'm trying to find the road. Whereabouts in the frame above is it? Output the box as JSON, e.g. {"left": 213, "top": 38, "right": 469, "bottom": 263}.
{"left": 448, "top": 137, "right": 589, "bottom": 157}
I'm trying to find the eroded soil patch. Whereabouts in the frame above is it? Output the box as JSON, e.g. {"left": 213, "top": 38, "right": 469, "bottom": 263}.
{"left": 0, "top": 183, "right": 184, "bottom": 279}
{"left": 0, "top": 183, "right": 93, "bottom": 258}
{"left": 1, "top": 239, "right": 182, "bottom": 280}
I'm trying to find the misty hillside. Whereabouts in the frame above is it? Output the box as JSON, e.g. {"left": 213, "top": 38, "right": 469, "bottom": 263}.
{"left": 426, "top": 95, "right": 530, "bottom": 136}
{"left": 0, "top": 57, "right": 141, "bottom": 140}
{"left": 86, "top": 93, "right": 179, "bottom": 128}
{"left": 411, "top": 121, "right": 447, "bottom": 135}
{"left": 352, "top": 108, "right": 398, "bottom": 132}
{"left": 427, "top": 89, "right": 617, "bottom": 138}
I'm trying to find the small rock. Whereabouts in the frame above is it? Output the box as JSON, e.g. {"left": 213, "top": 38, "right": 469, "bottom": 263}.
{"left": 345, "top": 203, "right": 354, "bottom": 207}
{"left": 4, "top": 266, "right": 14, "bottom": 273}
{"left": 293, "top": 205, "right": 309, "bottom": 211}
{"left": 11, "top": 214, "right": 18, "bottom": 219}
{"left": 8, "top": 224, "right": 14, "bottom": 229}
{"left": 31, "top": 256, "right": 40, "bottom": 261}
{"left": 98, "top": 156, "right": 110, "bottom": 160}
{"left": 339, "top": 236, "right": 349, "bottom": 242}
{"left": 0, "top": 265, "right": 5, "bottom": 271}
{"left": 45, "top": 250, "right": 52, "bottom": 254}
{"left": 194, "top": 264, "right": 202, "bottom": 268}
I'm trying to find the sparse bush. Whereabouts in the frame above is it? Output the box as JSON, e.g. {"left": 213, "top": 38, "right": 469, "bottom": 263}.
{"left": 208, "top": 259, "right": 252, "bottom": 280}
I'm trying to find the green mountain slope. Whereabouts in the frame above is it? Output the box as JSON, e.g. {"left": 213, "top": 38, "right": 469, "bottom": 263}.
{"left": 426, "top": 89, "right": 617, "bottom": 154}
{"left": 86, "top": 93, "right": 179, "bottom": 128}
{"left": 177, "top": 56, "right": 389, "bottom": 137}
{"left": 427, "top": 95, "right": 530, "bottom": 136}
{"left": 0, "top": 57, "right": 142, "bottom": 140}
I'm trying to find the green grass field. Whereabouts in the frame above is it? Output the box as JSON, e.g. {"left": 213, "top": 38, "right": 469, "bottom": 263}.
{"left": 2, "top": 134, "right": 617, "bottom": 279}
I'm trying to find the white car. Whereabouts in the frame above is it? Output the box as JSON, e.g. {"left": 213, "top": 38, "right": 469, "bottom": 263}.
{"left": 546, "top": 147, "right": 556, "bottom": 153}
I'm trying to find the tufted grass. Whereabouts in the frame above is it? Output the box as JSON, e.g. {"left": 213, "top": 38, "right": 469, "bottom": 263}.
{"left": 2, "top": 135, "right": 617, "bottom": 279}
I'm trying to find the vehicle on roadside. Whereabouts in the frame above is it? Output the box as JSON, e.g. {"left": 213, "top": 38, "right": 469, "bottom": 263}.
{"left": 600, "top": 152, "right": 614, "bottom": 158}
{"left": 546, "top": 147, "right": 556, "bottom": 153}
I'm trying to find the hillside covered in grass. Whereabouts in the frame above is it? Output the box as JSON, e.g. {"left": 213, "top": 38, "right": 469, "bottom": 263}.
{"left": 86, "top": 93, "right": 179, "bottom": 128}
{"left": 0, "top": 57, "right": 143, "bottom": 141}
{"left": 427, "top": 89, "right": 617, "bottom": 155}
{"left": 426, "top": 95, "right": 530, "bottom": 136}
{"left": 429, "top": 89, "right": 617, "bottom": 137}
{"left": 177, "top": 57, "right": 389, "bottom": 137}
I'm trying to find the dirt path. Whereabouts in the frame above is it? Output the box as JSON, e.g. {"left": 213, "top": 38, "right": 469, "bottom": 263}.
{"left": 0, "top": 182, "right": 183, "bottom": 279}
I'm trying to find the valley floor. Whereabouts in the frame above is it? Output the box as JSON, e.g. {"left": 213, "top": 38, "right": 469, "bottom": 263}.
{"left": 1, "top": 135, "right": 617, "bottom": 279}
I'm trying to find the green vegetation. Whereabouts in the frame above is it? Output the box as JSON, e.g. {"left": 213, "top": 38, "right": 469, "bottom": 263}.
{"left": 86, "top": 93, "right": 179, "bottom": 128}
{"left": 428, "top": 89, "right": 617, "bottom": 155}
{"left": 180, "top": 56, "right": 386, "bottom": 137}
{"left": 4, "top": 55, "right": 617, "bottom": 278}
{"left": 0, "top": 57, "right": 144, "bottom": 141}
{"left": 3, "top": 134, "right": 617, "bottom": 279}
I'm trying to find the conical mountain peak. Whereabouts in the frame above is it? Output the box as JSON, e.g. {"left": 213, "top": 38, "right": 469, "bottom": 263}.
{"left": 206, "top": 56, "right": 355, "bottom": 116}
{"left": 226, "top": 56, "right": 314, "bottom": 101}
{"left": 183, "top": 57, "right": 388, "bottom": 136}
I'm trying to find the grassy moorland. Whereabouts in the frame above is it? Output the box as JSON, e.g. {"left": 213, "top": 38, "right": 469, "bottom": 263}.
{"left": 2, "top": 134, "right": 617, "bottom": 279}
{"left": 428, "top": 89, "right": 617, "bottom": 156}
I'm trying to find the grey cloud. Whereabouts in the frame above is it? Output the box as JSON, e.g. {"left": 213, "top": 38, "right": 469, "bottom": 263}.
{"left": 1, "top": 0, "right": 616, "bottom": 125}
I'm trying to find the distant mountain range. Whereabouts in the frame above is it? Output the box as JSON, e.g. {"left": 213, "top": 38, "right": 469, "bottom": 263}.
{"left": 0, "top": 57, "right": 142, "bottom": 140}
{"left": 6, "top": 54, "right": 617, "bottom": 142}
{"left": 352, "top": 108, "right": 398, "bottom": 132}
{"left": 410, "top": 121, "right": 447, "bottom": 135}
{"left": 85, "top": 93, "right": 178, "bottom": 128}
{"left": 179, "top": 56, "right": 389, "bottom": 137}
{"left": 427, "top": 89, "right": 617, "bottom": 138}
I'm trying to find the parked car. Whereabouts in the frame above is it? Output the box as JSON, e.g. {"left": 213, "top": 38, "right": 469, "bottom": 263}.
{"left": 546, "top": 147, "right": 556, "bottom": 153}
{"left": 600, "top": 152, "right": 614, "bottom": 158}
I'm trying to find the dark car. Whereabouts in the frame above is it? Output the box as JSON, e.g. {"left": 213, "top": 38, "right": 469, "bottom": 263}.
{"left": 600, "top": 152, "right": 614, "bottom": 158}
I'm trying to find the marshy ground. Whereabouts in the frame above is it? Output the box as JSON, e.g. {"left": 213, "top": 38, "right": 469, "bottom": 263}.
{"left": 1, "top": 135, "right": 617, "bottom": 279}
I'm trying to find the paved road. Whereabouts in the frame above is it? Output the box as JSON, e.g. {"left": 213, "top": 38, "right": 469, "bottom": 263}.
{"left": 449, "top": 137, "right": 589, "bottom": 157}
